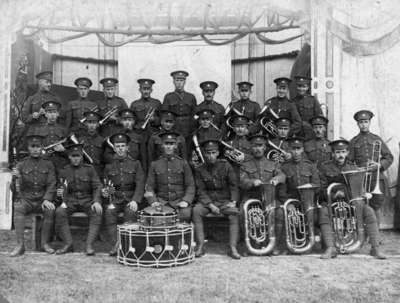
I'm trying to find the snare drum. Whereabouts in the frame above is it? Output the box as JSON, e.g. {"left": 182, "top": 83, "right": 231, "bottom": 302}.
{"left": 117, "top": 222, "right": 195, "bottom": 268}
{"left": 138, "top": 205, "right": 178, "bottom": 229}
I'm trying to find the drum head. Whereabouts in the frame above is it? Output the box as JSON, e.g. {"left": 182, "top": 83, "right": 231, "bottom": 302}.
{"left": 143, "top": 205, "right": 175, "bottom": 216}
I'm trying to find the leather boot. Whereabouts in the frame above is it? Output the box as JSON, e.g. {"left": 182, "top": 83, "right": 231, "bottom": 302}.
{"left": 10, "top": 244, "right": 25, "bottom": 257}
{"left": 42, "top": 243, "right": 55, "bottom": 254}
{"left": 56, "top": 244, "right": 73, "bottom": 255}
{"left": 228, "top": 246, "right": 241, "bottom": 259}
{"left": 55, "top": 223, "right": 73, "bottom": 255}
{"left": 11, "top": 210, "right": 26, "bottom": 257}
{"left": 41, "top": 211, "right": 55, "bottom": 254}
{"left": 320, "top": 247, "right": 338, "bottom": 259}
{"left": 370, "top": 247, "right": 387, "bottom": 260}
{"left": 109, "top": 242, "right": 119, "bottom": 257}
{"left": 86, "top": 219, "right": 101, "bottom": 256}
{"left": 193, "top": 211, "right": 205, "bottom": 258}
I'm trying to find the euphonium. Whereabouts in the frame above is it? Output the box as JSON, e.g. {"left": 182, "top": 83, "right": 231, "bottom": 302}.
{"left": 266, "top": 139, "right": 286, "bottom": 163}
{"left": 283, "top": 183, "right": 318, "bottom": 253}
{"left": 243, "top": 183, "right": 276, "bottom": 255}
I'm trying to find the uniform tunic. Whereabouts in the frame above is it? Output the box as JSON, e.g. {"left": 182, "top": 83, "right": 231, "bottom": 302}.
{"left": 65, "top": 98, "right": 97, "bottom": 133}
{"left": 147, "top": 129, "right": 187, "bottom": 165}
{"left": 304, "top": 137, "right": 331, "bottom": 166}
{"left": 77, "top": 130, "right": 105, "bottom": 178}
{"left": 130, "top": 97, "right": 161, "bottom": 130}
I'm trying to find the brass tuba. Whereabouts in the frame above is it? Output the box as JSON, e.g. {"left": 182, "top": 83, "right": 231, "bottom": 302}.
{"left": 243, "top": 183, "right": 276, "bottom": 255}
{"left": 283, "top": 183, "right": 318, "bottom": 254}
{"left": 327, "top": 168, "right": 367, "bottom": 253}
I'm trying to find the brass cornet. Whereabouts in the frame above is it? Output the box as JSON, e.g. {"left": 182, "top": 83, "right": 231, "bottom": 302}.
{"left": 79, "top": 105, "right": 99, "bottom": 123}
{"left": 221, "top": 140, "right": 245, "bottom": 163}
{"left": 99, "top": 106, "right": 119, "bottom": 126}
{"left": 69, "top": 133, "right": 94, "bottom": 164}
{"left": 141, "top": 107, "right": 156, "bottom": 130}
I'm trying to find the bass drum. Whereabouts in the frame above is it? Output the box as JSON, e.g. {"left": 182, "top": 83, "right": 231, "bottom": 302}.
{"left": 117, "top": 223, "right": 195, "bottom": 268}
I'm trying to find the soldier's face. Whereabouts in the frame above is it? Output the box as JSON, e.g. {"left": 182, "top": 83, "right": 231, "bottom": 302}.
{"left": 313, "top": 125, "right": 326, "bottom": 138}
{"left": 161, "top": 118, "right": 174, "bottom": 131}
{"left": 357, "top": 119, "right": 370, "bottom": 132}
{"left": 85, "top": 120, "right": 99, "bottom": 132}
{"left": 333, "top": 149, "right": 348, "bottom": 165}
{"left": 290, "top": 146, "right": 304, "bottom": 162}
{"left": 173, "top": 78, "right": 186, "bottom": 91}
{"left": 139, "top": 86, "right": 152, "bottom": 98}
{"left": 233, "top": 125, "right": 248, "bottom": 137}
{"left": 277, "top": 126, "right": 290, "bottom": 138}
{"left": 114, "top": 142, "right": 128, "bottom": 157}
{"left": 104, "top": 86, "right": 116, "bottom": 98}
{"left": 205, "top": 150, "right": 219, "bottom": 164}
{"left": 162, "top": 142, "right": 177, "bottom": 155}
{"left": 45, "top": 109, "right": 59, "bottom": 123}
{"left": 69, "top": 154, "right": 83, "bottom": 166}
{"left": 239, "top": 88, "right": 251, "bottom": 100}
{"left": 251, "top": 143, "right": 266, "bottom": 158}
{"left": 38, "top": 79, "right": 51, "bottom": 92}
{"left": 199, "top": 117, "right": 212, "bottom": 128}
{"left": 121, "top": 117, "right": 135, "bottom": 130}
{"left": 28, "top": 144, "right": 42, "bottom": 158}
{"left": 277, "top": 86, "right": 289, "bottom": 98}
{"left": 202, "top": 89, "right": 215, "bottom": 101}
{"left": 296, "top": 83, "right": 309, "bottom": 96}
{"left": 77, "top": 85, "right": 89, "bottom": 98}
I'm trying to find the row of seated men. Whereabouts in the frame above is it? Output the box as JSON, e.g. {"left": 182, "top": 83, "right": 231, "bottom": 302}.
{"left": 10, "top": 108, "right": 391, "bottom": 260}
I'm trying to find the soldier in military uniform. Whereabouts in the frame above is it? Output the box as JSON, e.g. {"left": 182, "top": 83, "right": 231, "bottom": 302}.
{"left": 97, "top": 78, "right": 128, "bottom": 137}
{"left": 262, "top": 77, "right": 302, "bottom": 135}
{"left": 76, "top": 111, "right": 105, "bottom": 178}
{"left": 348, "top": 110, "right": 393, "bottom": 226}
{"left": 103, "top": 109, "right": 146, "bottom": 170}
{"left": 192, "top": 140, "right": 241, "bottom": 259}
{"left": 163, "top": 71, "right": 197, "bottom": 141}
{"left": 55, "top": 144, "right": 102, "bottom": 255}
{"left": 279, "top": 136, "right": 320, "bottom": 255}
{"left": 22, "top": 71, "right": 63, "bottom": 127}
{"left": 147, "top": 108, "right": 187, "bottom": 165}
{"left": 267, "top": 117, "right": 292, "bottom": 163}
{"left": 102, "top": 133, "right": 145, "bottom": 256}
{"left": 304, "top": 115, "right": 331, "bottom": 166}
{"left": 195, "top": 81, "right": 225, "bottom": 128}
{"left": 65, "top": 77, "right": 97, "bottom": 134}
{"left": 30, "top": 101, "right": 68, "bottom": 174}
{"left": 145, "top": 132, "right": 195, "bottom": 222}
{"left": 291, "top": 76, "right": 323, "bottom": 140}
{"left": 130, "top": 78, "right": 161, "bottom": 134}
{"left": 10, "top": 135, "right": 56, "bottom": 256}
{"left": 319, "top": 139, "right": 386, "bottom": 259}
{"left": 239, "top": 134, "right": 286, "bottom": 255}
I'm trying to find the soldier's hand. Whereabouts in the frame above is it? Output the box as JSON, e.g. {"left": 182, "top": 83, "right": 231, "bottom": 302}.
{"left": 57, "top": 187, "right": 64, "bottom": 197}
{"left": 226, "top": 201, "right": 236, "bottom": 208}
{"left": 91, "top": 202, "right": 103, "bottom": 215}
{"left": 178, "top": 201, "right": 189, "bottom": 208}
{"left": 209, "top": 203, "right": 220, "bottom": 215}
{"left": 101, "top": 188, "right": 109, "bottom": 198}
{"left": 333, "top": 190, "right": 345, "bottom": 200}
{"left": 42, "top": 200, "right": 55, "bottom": 210}
{"left": 283, "top": 152, "right": 292, "bottom": 161}
{"left": 128, "top": 201, "right": 138, "bottom": 212}
{"left": 287, "top": 204, "right": 296, "bottom": 212}
{"left": 107, "top": 203, "right": 115, "bottom": 210}
{"left": 61, "top": 202, "right": 67, "bottom": 208}
{"left": 270, "top": 178, "right": 279, "bottom": 186}
{"left": 235, "top": 153, "right": 245, "bottom": 163}
{"left": 53, "top": 144, "right": 65, "bottom": 152}
{"left": 367, "top": 162, "right": 379, "bottom": 172}
{"left": 32, "top": 112, "right": 41, "bottom": 119}
{"left": 151, "top": 202, "right": 161, "bottom": 208}
{"left": 253, "top": 179, "right": 263, "bottom": 187}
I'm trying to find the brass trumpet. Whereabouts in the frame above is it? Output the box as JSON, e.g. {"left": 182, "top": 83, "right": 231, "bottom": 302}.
{"left": 99, "top": 106, "right": 119, "bottom": 126}
{"left": 42, "top": 137, "right": 68, "bottom": 154}
{"left": 141, "top": 107, "right": 156, "bottom": 130}
{"left": 79, "top": 105, "right": 99, "bottom": 123}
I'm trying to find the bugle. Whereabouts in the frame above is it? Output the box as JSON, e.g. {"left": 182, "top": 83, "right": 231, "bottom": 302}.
{"left": 99, "top": 106, "right": 119, "bottom": 126}
{"left": 42, "top": 137, "right": 68, "bottom": 154}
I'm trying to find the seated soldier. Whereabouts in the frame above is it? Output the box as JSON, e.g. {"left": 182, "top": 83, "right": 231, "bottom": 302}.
{"left": 55, "top": 144, "right": 102, "bottom": 256}
{"left": 102, "top": 133, "right": 145, "bottom": 256}
{"left": 239, "top": 134, "right": 286, "bottom": 255}
{"left": 319, "top": 139, "right": 386, "bottom": 259}
{"left": 192, "top": 140, "right": 241, "bottom": 259}
{"left": 10, "top": 135, "right": 56, "bottom": 256}
{"left": 145, "top": 132, "right": 194, "bottom": 222}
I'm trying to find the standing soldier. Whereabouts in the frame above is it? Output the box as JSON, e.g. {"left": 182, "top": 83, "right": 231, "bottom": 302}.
{"left": 262, "top": 77, "right": 302, "bottom": 135}
{"left": 304, "top": 115, "right": 331, "bottom": 166}
{"left": 32, "top": 101, "right": 68, "bottom": 174}
{"left": 22, "top": 71, "right": 63, "bottom": 127}
{"left": 102, "top": 133, "right": 145, "bottom": 256}
{"left": 163, "top": 70, "right": 197, "bottom": 142}
{"left": 10, "top": 135, "right": 56, "bottom": 256}
{"left": 291, "top": 76, "right": 323, "bottom": 140}
{"left": 195, "top": 81, "right": 225, "bottom": 128}
{"left": 239, "top": 134, "right": 286, "bottom": 256}
{"left": 192, "top": 140, "right": 241, "bottom": 259}
{"left": 65, "top": 77, "right": 97, "bottom": 134}
{"left": 130, "top": 78, "right": 161, "bottom": 134}
{"left": 318, "top": 139, "right": 386, "bottom": 259}
{"left": 103, "top": 109, "right": 146, "bottom": 170}
{"left": 278, "top": 136, "right": 320, "bottom": 255}
{"left": 348, "top": 110, "right": 393, "bottom": 226}
{"left": 145, "top": 132, "right": 195, "bottom": 222}
{"left": 77, "top": 111, "right": 105, "bottom": 178}
{"left": 147, "top": 108, "right": 187, "bottom": 165}
{"left": 98, "top": 78, "right": 128, "bottom": 137}
{"left": 55, "top": 144, "right": 102, "bottom": 255}
{"left": 267, "top": 117, "right": 292, "bottom": 163}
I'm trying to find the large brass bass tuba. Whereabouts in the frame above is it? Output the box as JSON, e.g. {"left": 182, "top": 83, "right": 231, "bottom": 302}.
{"left": 283, "top": 183, "right": 318, "bottom": 253}
{"left": 243, "top": 183, "right": 276, "bottom": 255}
{"left": 327, "top": 168, "right": 367, "bottom": 253}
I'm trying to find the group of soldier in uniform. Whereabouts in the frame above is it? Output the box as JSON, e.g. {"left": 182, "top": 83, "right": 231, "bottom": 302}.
{"left": 10, "top": 69, "right": 392, "bottom": 260}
